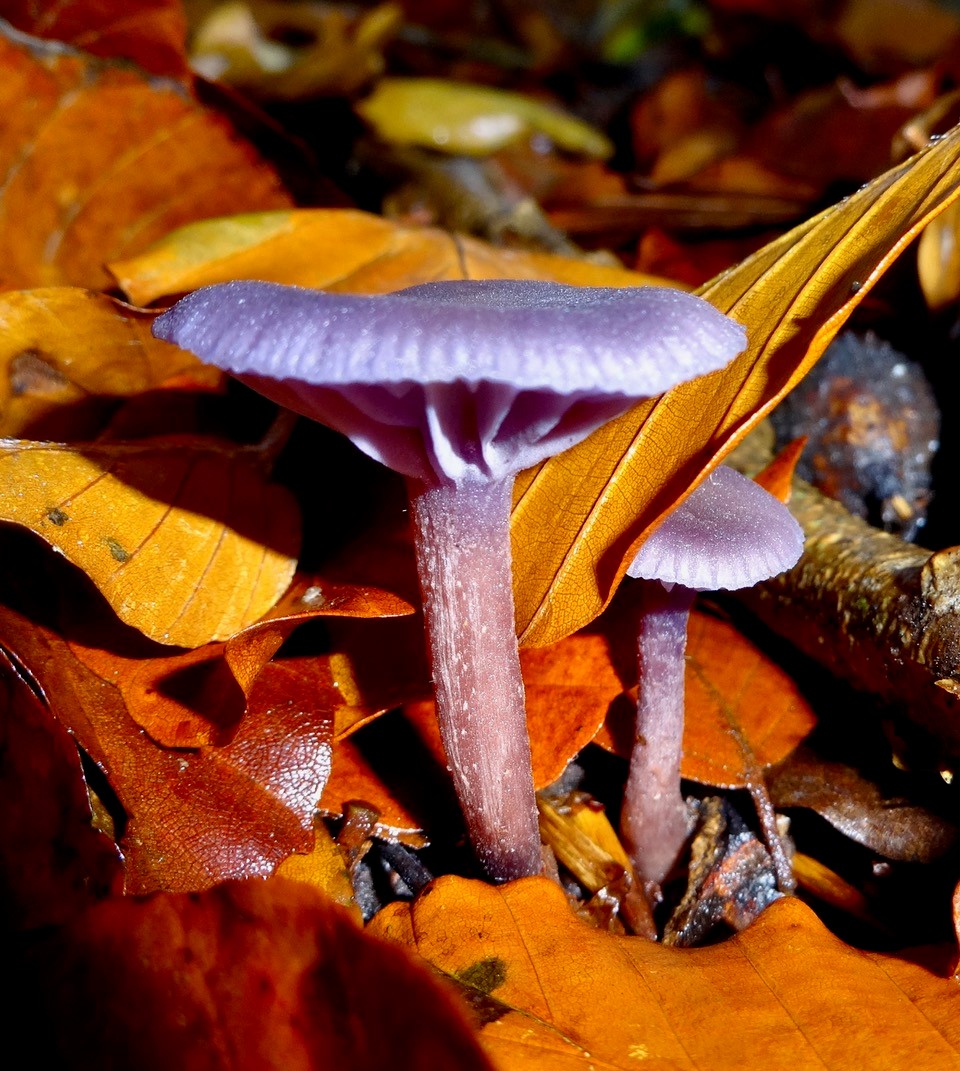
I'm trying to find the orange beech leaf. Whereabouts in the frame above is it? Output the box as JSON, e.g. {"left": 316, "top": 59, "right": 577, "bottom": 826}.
{"left": 918, "top": 196, "right": 960, "bottom": 311}
{"left": 110, "top": 207, "right": 665, "bottom": 306}
{"left": 953, "top": 882, "right": 960, "bottom": 980}
{"left": 0, "top": 569, "right": 333, "bottom": 894}
{"left": 520, "top": 636, "right": 629, "bottom": 787}
{"left": 224, "top": 569, "right": 418, "bottom": 700}
{"left": 0, "top": 647, "right": 122, "bottom": 931}
{"left": 70, "top": 635, "right": 247, "bottom": 750}
{"left": 0, "top": 437, "right": 299, "bottom": 647}
{"left": 17, "top": 878, "right": 493, "bottom": 1071}
{"left": 0, "top": 30, "right": 290, "bottom": 293}
{"left": 326, "top": 616, "right": 431, "bottom": 741}
{"left": 326, "top": 604, "right": 812, "bottom": 843}
{"left": 67, "top": 590, "right": 418, "bottom": 751}
{"left": 596, "top": 603, "right": 817, "bottom": 788}
{"left": 510, "top": 122, "right": 960, "bottom": 647}
{"left": 321, "top": 737, "right": 426, "bottom": 844}
{"left": 3, "top": 0, "right": 190, "bottom": 79}
{"left": 0, "top": 288, "right": 220, "bottom": 439}
{"left": 754, "top": 436, "right": 807, "bottom": 503}
{"left": 675, "top": 607, "right": 816, "bottom": 786}
{"left": 405, "top": 634, "right": 623, "bottom": 790}
{"left": 370, "top": 875, "right": 960, "bottom": 1070}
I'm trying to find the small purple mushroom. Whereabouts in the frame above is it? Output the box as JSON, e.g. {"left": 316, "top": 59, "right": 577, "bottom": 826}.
{"left": 623, "top": 465, "right": 804, "bottom": 891}
{"left": 153, "top": 278, "right": 747, "bottom": 881}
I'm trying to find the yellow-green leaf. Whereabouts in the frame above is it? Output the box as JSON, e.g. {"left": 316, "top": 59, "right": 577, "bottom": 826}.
{"left": 0, "top": 438, "right": 298, "bottom": 646}
{"left": 356, "top": 77, "right": 613, "bottom": 158}
{"left": 511, "top": 123, "right": 960, "bottom": 646}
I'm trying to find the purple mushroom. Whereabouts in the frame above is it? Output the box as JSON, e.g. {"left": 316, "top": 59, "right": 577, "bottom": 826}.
{"left": 623, "top": 464, "right": 804, "bottom": 891}
{"left": 153, "top": 278, "right": 747, "bottom": 881}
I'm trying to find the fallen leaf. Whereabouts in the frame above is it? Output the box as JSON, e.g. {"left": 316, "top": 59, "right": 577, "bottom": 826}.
{"left": 753, "top": 436, "right": 807, "bottom": 503}
{"left": 403, "top": 632, "right": 620, "bottom": 793}
{"left": 768, "top": 748, "right": 957, "bottom": 863}
{"left": 0, "top": 29, "right": 290, "bottom": 293}
{"left": 371, "top": 875, "right": 960, "bottom": 1070}
{"left": 191, "top": 1, "right": 399, "bottom": 99}
{"left": 3, "top": 0, "right": 190, "bottom": 78}
{"left": 0, "top": 558, "right": 333, "bottom": 894}
{"left": 18, "top": 877, "right": 493, "bottom": 1071}
{"left": 834, "top": 0, "right": 960, "bottom": 72}
{"left": 221, "top": 572, "right": 419, "bottom": 730}
{"left": 0, "top": 646, "right": 122, "bottom": 931}
{"left": 356, "top": 77, "right": 613, "bottom": 158}
{"left": 678, "top": 605, "right": 817, "bottom": 788}
{"left": 918, "top": 196, "right": 960, "bottom": 310}
{"left": 110, "top": 207, "right": 663, "bottom": 306}
{"left": 511, "top": 122, "right": 960, "bottom": 647}
{"left": 68, "top": 598, "right": 417, "bottom": 752}
{"left": 275, "top": 820, "right": 361, "bottom": 923}
{"left": 0, "top": 436, "right": 299, "bottom": 647}
{"left": 320, "top": 710, "right": 454, "bottom": 848}
{"left": 0, "top": 287, "right": 219, "bottom": 439}
{"left": 527, "top": 602, "right": 815, "bottom": 790}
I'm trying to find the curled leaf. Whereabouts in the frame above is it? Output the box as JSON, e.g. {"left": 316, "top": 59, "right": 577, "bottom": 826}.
{"left": 512, "top": 123, "right": 960, "bottom": 646}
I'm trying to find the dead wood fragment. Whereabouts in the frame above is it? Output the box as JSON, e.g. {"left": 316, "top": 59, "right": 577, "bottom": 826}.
{"left": 729, "top": 431, "right": 960, "bottom": 759}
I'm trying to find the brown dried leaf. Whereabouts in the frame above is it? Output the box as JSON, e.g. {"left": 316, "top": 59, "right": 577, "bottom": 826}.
{"left": 768, "top": 749, "right": 957, "bottom": 863}
{"left": 0, "top": 564, "right": 333, "bottom": 894}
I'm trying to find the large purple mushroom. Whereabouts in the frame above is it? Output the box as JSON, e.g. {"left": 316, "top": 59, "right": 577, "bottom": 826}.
{"left": 153, "top": 278, "right": 747, "bottom": 881}
{"left": 624, "top": 465, "right": 804, "bottom": 891}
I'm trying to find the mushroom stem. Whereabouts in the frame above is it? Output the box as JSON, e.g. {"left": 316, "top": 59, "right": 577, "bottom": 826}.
{"left": 408, "top": 475, "right": 543, "bottom": 881}
{"left": 621, "top": 581, "right": 696, "bottom": 890}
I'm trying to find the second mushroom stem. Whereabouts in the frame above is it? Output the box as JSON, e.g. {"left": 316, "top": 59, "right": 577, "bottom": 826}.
{"left": 408, "top": 475, "right": 543, "bottom": 881}
{"left": 622, "top": 581, "right": 696, "bottom": 891}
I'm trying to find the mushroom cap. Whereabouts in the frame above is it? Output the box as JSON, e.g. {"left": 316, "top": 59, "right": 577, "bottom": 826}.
{"left": 154, "top": 279, "right": 747, "bottom": 485}
{"left": 626, "top": 465, "right": 804, "bottom": 590}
